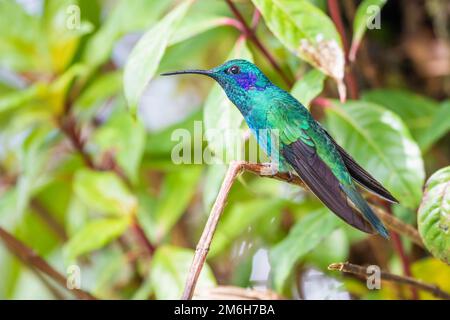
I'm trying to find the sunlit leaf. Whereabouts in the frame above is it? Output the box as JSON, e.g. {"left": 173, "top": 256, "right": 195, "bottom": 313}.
{"left": 0, "top": 84, "right": 47, "bottom": 114}
{"left": 64, "top": 217, "right": 131, "bottom": 262}
{"left": 270, "top": 208, "right": 341, "bottom": 293}
{"left": 252, "top": 0, "right": 345, "bottom": 99}
{"left": 349, "top": 0, "right": 387, "bottom": 61}
{"left": 418, "top": 100, "right": 450, "bottom": 152}
{"left": 73, "top": 169, "right": 137, "bottom": 216}
{"left": 82, "top": 0, "right": 173, "bottom": 69}
{"left": 290, "top": 69, "right": 326, "bottom": 109}
{"left": 123, "top": 0, "right": 194, "bottom": 117}
{"left": 16, "top": 126, "right": 55, "bottom": 219}
{"left": 210, "top": 199, "right": 285, "bottom": 258}
{"left": 304, "top": 229, "right": 349, "bottom": 270}
{"left": 0, "top": 0, "right": 46, "bottom": 71}
{"left": 362, "top": 89, "right": 439, "bottom": 148}
{"left": 93, "top": 111, "right": 146, "bottom": 183}
{"left": 169, "top": 14, "right": 229, "bottom": 46}
{"left": 418, "top": 166, "right": 450, "bottom": 264}
{"left": 412, "top": 258, "right": 450, "bottom": 299}
{"left": 149, "top": 245, "right": 216, "bottom": 299}
{"left": 203, "top": 162, "right": 228, "bottom": 212}
{"left": 74, "top": 71, "right": 122, "bottom": 120}
{"left": 203, "top": 39, "right": 253, "bottom": 162}
{"left": 151, "top": 166, "right": 202, "bottom": 242}
{"left": 325, "top": 100, "right": 425, "bottom": 208}
{"left": 43, "top": 0, "right": 93, "bottom": 72}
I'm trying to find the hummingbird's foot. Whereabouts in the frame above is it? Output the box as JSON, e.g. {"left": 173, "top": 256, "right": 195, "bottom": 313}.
{"left": 286, "top": 171, "right": 294, "bottom": 182}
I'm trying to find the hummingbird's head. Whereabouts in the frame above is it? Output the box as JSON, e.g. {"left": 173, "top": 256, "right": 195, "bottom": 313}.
{"left": 161, "top": 60, "right": 272, "bottom": 110}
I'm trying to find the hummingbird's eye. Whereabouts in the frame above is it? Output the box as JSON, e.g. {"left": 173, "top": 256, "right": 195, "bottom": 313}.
{"left": 228, "top": 65, "right": 240, "bottom": 75}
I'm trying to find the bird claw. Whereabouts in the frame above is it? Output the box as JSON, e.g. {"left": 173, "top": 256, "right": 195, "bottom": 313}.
{"left": 286, "top": 171, "right": 294, "bottom": 182}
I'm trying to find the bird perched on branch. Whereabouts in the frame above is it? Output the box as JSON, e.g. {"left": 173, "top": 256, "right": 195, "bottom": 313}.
{"left": 162, "top": 59, "right": 398, "bottom": 238}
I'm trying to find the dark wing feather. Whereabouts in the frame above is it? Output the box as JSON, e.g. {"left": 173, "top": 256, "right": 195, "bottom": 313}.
{"left": 282, "top": 140, "right": 375, "bottom": 234}
{"left": 322, "top": 130, "right": 398, "bottom": 203}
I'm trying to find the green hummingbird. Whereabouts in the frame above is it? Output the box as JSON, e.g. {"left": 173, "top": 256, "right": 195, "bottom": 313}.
{"left": 162, "top": 59, "right": 398, "bottom": 238}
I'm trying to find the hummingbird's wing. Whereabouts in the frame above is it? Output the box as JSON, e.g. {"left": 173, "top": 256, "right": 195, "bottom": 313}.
{"left": 321, "top": 128, "right": 398, "bottom": 203}
{"left": 282, "top": 139, "right": 376, "bottom": 234}
{"left": 266, "top": 102, "right": 376, "bottom": 234}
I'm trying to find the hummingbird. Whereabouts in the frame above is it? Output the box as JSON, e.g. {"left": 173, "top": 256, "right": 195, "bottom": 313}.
{"left": 162, "top": 59, "right": 398, "bottom": 238}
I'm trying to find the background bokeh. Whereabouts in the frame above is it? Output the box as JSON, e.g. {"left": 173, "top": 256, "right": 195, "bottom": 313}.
{"left": 0, "top": 0, "right": 449, "bottom": 300}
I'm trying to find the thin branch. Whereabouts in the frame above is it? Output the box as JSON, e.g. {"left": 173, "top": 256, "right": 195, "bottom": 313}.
{"left": 194, "top": 285, "right": 284, "bottom": 300}
{"left": 59, "top": 90, "right": 155, "bottom": 259}
{"left": 181, "top": 161, "right": 244, "bottom": 300}
{"left": 181, "top": 161, "right": 422, "bottom": 300}
{"left": 391, "top": 231, "right": 418, "bottom": 299}
{"left": 30, "top": 199, "right": 68, "bottom": 242}
{"left": 31, "top": 268, "right": 67, "bottom": 299}
{"left": 0, "top": 226, "right": 96, "bottom": 300}
{"left": 381, "top": 201, "right": 418, "bottom": 299}
{"left": 225, "top": 0, "right": 294, "bottom": 87}
{"left": 59, "top": 115, "right": 95, "bottom": 169}
{"left": 328, "top": 262, "right": 450, "bottom": 300}
{"left": 131, "top": 216, "right": 155, "bottom": 255}
{"left": 372, "top": 207, "right": 423, "bottom": 248}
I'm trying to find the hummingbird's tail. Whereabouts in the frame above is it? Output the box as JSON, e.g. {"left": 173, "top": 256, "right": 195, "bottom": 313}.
{"left": 341, "top": 185, "right": 389, "bottom": 239}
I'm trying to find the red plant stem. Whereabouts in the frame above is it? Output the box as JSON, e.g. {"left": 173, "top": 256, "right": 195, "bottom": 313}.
{"left": 251, "top": 9, "right": 261, "bottom": 30}
{"left": 225, "top": 0, "right": 294, "bottom": 87}
{"left": 391, "top": 231, "right": 419, "bottom": 299}
{"left": 219, "top": 17, "right": 245, "bottom": 33}
{"left": 327, "top": 0, "right": 349, "bottom": 52}
{"left": 382, "top": 202, "right": 419, "bottom": 300}
{"left": 59, "top": 90, "right": 155, "bottom": 260}
{"left": 0, "top": 227, "right": 96, "bottom": 300}
{"left": 327, "top": 0, "right": 359, "bottom": 99}
{"left": 131, "top": 217, "right": 155, "bottom": 255}
{"left": 311, "top": 96, "right": 332, "bottom": 108}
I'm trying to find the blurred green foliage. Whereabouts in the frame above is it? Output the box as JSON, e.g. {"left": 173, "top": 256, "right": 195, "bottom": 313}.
{"left": 0, "top": 0, "right": 449, "bottom": 300}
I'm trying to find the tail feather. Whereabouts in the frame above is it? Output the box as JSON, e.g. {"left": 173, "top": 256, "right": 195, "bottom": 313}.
{"left": 341, "top": 185, "right": 389, "bottom": 239}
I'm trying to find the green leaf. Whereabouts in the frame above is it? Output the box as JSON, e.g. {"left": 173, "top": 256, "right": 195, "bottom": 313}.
{"left": 418, "top": 101, "right": 450, "bottom": 152}
{"left": 203, "top": 162, "right": 228, "bottom": 212}
{"left": 203, "top": 39, "right": 253, "bottom": 162}
{"left": 150, "top": 245, "right": 216, "bottom": 299}
{"left": 304, "top": 229, "right": 349, "bottom": 270}
{"left": 325, "top": 100, "right": 425, "bottom": 208}
{"left": 151, "top": 166, "right": 202, "bottom": 242}
{"left": 73, "top": 169, "right": 137, "bottom": 216}
{"left": 16, "top": 126, "right": 55, "bottom": 219}
{"left": 66, "top": 195, "right": 89, "bottom": 237}
{"left": 74, "top": 71, "right": 122, "bottom": 120}
{"left": 209, "top": 199, "right": 285, "bottom": 258}
{"left": 43, "top": 0, "right": 93, "bottom": 72}
{"left": 123, "top": 0, "right": 194, "bottom": 117}
{"left": 169, "top": 14, "right": 228, "bottom": 46}
{"left": 93, "top": 112, "right": 146, "bottom": 183}
{"left": 82, "top": 0, "right": 173, "bottom": 69}
{"left": 252, "top": 0, "right": 345, "bottom": 97}
{"left": 418, "top": 167, "right": 450, "bottom": 264}
{"left": 0, "top": 84, "right": 47, "bottom": 114}
{"left": 64, "top": 217, "right": 130, "bottom": 262}
{"left": 411, "top": 258, "right": 450, "bottom": 299}
{"left": 0, "top": 0, "right": 46, "bottom": 72}
{"left": 349, "top": 0, "right": 387, "bottom": 61}
{"left": 270, "top": 208, "right": 341, "bottom": 292}
{"left": 362, "top": 89, "right": 439, "bottom": 147}
{"left": 290, "top": 69, "right": 326, "bottom": 109}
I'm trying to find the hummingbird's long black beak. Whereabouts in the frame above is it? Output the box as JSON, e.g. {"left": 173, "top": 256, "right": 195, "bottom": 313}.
{"left": 160, "top": 69, "right": 212, "bottom": 77}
